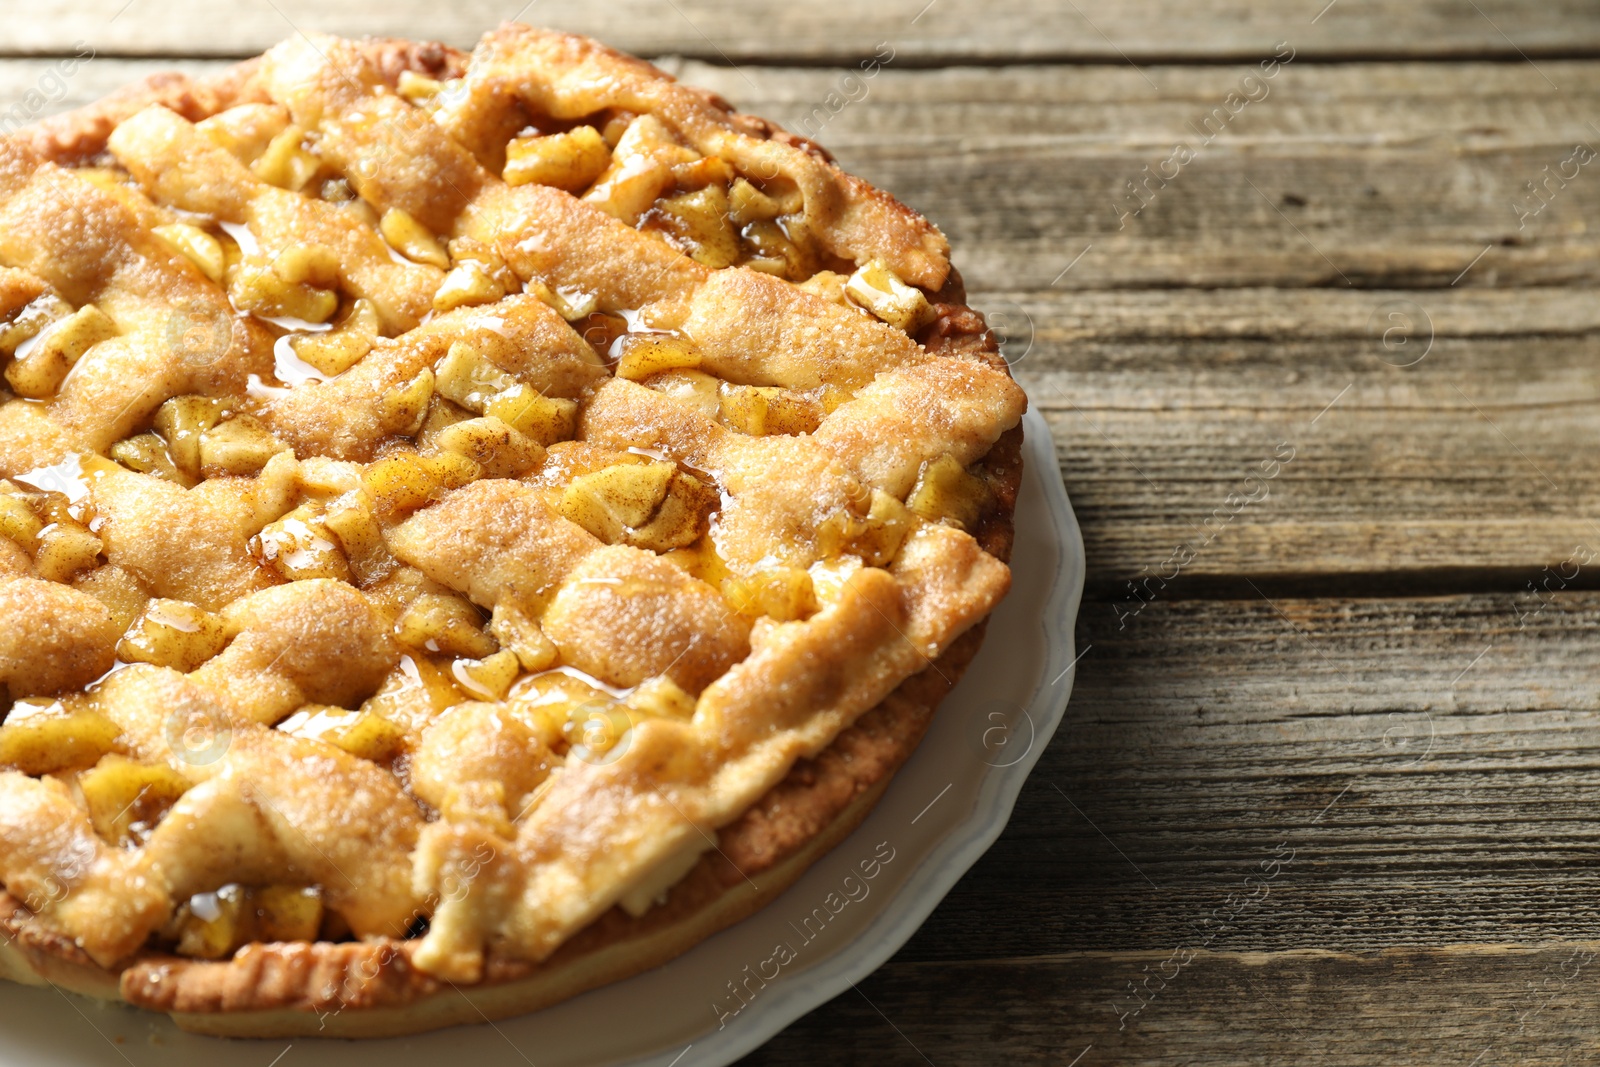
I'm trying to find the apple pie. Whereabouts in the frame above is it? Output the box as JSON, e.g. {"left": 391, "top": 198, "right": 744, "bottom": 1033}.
{"left": 0, "top": 24, "right": 1025, "bottom": 1036}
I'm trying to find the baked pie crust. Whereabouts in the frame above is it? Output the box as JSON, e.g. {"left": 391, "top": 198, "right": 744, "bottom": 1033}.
{"left": 0, "top": 24, "right": 1025, "bottom": 1036}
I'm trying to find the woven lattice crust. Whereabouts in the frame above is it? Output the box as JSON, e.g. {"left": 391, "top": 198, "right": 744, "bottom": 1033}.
{"left": 0, "top": 25, "right": 1024, "bottom": 1035}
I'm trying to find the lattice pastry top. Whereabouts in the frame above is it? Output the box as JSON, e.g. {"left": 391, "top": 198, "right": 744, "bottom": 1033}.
{"left": 0, "top": 23, "right": 1023, "bottom": 1013}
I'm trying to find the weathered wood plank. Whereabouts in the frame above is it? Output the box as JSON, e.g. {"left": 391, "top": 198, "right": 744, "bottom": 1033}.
{"left": 994, "top": 287, "right": 1600, "bottom": 586}
{"left": 15, "top": 1, "right": 1600, "bottom": 64}
{"left": 745, "top": 593, "right": 1600, "bottom": 1063}
{"left": 879, "top": 145, "right": 1600, "bottom": 291}
{"left": 741, "top": 944, "right": 1600, "bottom": 1066}
{"left": 914, "top": 593, "right": 1600, "bottom": 960}
{"left": 977, "top": 286, "right": 1600, "bottom": 343}
{"left": 669, "top": 60, "right": 1600, "bottom": 150}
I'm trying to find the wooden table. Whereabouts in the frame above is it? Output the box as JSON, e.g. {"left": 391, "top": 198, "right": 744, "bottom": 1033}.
{"left": 18, "top": 2, "right": 1600, "bottom": 1062}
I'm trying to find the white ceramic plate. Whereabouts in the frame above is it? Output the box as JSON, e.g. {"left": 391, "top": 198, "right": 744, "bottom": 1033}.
{"left": 0, "top": 406, "right": 1083, "bottom": 1066}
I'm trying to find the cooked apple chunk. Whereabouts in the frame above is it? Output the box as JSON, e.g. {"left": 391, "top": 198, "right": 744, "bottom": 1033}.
{"left": 79, "top": 755, "right": 192, "bottom": 845}
{"left": 0, "top": 704, "right": 121, "bottom": 775}
{"left": 166, "top": 884, "right": 324, "bottom": 959}
{"left": 118, "top": 598, "right": 229, "bottom": 672}
{"left": 559, "top": 461, "right": 714, "bottom": 552}
{"left": 504, "top": 125, "right": 612, "bottom": 192}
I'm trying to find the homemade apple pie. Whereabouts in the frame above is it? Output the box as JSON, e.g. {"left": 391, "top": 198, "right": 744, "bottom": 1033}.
{"left": 0, "top": 24, "right": 1025, "bottom": 1036}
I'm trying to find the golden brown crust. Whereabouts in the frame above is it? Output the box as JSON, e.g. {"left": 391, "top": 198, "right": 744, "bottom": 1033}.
{"left": 0, "top": 614, "right": 996, "bottom": 1035}
{"left": 108, "top": 619, "right": 989, "bottom": 1034}
{"left": 17, "top": 40, "right": 469, "bottom": 164}
{"left": 0, "top": 27, "right": 1023, "bottom": 1035}
{"left": 0, "top": 896, "right": 124, "bottom": 1000}
{"left": 23, "top": 28, "right": 947, "bottom": 287}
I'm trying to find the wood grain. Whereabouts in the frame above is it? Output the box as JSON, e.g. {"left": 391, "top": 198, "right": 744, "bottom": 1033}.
{"left": 12, "top": 1, "right": 1600, "bottom": 63}
{"left": 3, "top": 13, "right": 1598, "bottom": 1066}
{"left": 742, "top": 944, "right": 1600, "bottom": 1066}
{"left": 749, "top": 593, "right": 1600, "bottom": 1064}
{"left": 1008, "top": 287, "right": 1600, "bottom": 587}
{"left": 936, "top": 592, "right": 1600, "bottom": 957}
